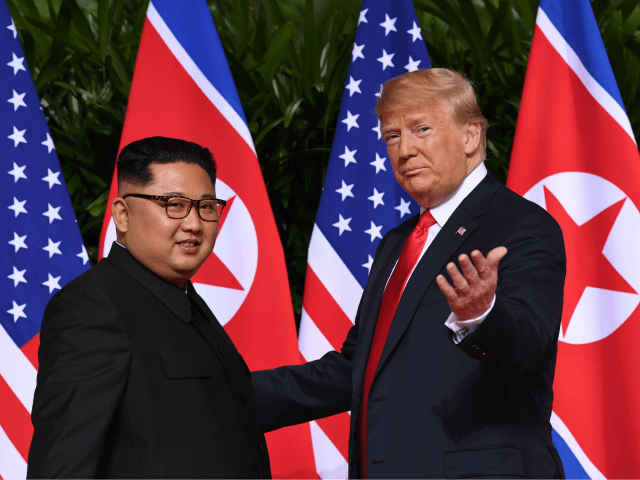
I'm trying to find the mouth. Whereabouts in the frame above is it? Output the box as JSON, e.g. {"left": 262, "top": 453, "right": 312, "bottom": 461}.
{"left": 402, "top": 166, "right": 426, "bottom": 176}
{"left": 176, "top": 240, "right": 201, "bottom": 252}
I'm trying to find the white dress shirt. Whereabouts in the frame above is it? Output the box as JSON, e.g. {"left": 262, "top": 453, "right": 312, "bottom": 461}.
{"left": 390, "top": 162, "right": 495, "bottom": 343}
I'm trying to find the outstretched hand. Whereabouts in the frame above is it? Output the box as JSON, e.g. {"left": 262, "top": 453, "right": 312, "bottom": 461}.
{"left": 436, "top": 247, "right": 508, "bottom": 320}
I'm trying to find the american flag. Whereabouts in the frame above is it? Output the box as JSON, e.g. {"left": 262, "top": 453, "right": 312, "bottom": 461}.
{"left": 0, "top": 2, "right": 89, "bottom": 478}
{"left": 299, "top": 0, "right": 430, "bottom": 477}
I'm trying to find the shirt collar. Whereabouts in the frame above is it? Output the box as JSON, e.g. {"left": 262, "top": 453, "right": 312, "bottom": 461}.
{"left": 420, "top": 162, "right": 488, "bottom": 226}
{"left": 113, "top": 241, "right": 189, "bottom": 294}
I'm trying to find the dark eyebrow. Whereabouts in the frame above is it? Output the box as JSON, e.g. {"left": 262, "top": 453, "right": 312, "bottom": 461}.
{"left": 163, "top": 191, "right": 216, "bottom": 199}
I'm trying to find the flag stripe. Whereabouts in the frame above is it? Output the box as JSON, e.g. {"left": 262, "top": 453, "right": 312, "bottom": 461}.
{"left": 537, "top": 8, "right": 636, "bottom": 145}
{"left": 0, "top": 425, "right": 27, "bottom": 480}
{"left": 315, "top": 413, "right": 350, "bottom": 461}
{"left": 0, "top": 326, "right": 36, "bottom": 414}
{"left": 146, "top": 1, "right": 256, "bottom": 155}
{"left": 309, "top": 421, "right": 348, "bottom": 478}
{"left": 540, "top": 1, "right": 624, "bottom": 110}
{"left": 20, "top": 333, "right": 39, "bottom": 370}
{"left": 307, "top": 225, "right": 362, "bottom": 323}
{"left": 299, "top": 310, "right": 335, "bottom": 362}
{"left": 551, "top": 411, "right": 604, "bottom": 479}
{"left": 150, "top": 0, "right": 248, "bottom": 125}
{"left": 0, "top": 374, "right": 32, "bottom": 461}
{"left": 303, "top": 266, "right": 354, "bottom": 352}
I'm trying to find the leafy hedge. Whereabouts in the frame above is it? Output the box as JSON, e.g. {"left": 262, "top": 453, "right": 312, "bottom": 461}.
{"left": 7, "top": 0, "right": 640, "bottom": 317}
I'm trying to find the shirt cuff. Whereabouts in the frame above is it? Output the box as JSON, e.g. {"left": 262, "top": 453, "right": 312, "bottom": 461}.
{"left": 444, "top": 294, "right": 496, "bottom": 344}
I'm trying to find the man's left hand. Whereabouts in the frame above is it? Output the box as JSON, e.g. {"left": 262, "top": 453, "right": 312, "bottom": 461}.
{"left": 436, "top": 247, "right": 508, "bottom": 320}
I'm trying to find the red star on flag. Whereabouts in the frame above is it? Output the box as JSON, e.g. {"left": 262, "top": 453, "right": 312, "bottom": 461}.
{"left": 544, "top": 186, "right": 636, "bottom": 336}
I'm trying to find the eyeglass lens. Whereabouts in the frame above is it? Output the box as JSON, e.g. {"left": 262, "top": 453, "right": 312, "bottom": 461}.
{"left": 166, "top": 198, "right": 220, "bottom": 221}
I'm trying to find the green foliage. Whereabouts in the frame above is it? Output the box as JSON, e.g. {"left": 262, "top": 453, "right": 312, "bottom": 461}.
{"left": 6, "top": 0, "right": 148, "bottom": 262}
{"left": 6, "top": 0, "right": 640, "bottom": 317}
{"left": 209, "top": 0, "right": 359, "bottom": 311}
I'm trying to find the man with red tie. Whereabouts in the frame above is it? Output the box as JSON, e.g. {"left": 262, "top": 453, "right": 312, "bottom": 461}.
{"left": 253, "top": 68, "right": 566, "bottom": 479}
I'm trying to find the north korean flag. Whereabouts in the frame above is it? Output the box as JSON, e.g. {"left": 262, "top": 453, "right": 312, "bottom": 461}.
{"left": 507, "top": 0, "right": 640, "bottom": 478}
{"left": 97, "top": 1, "right": 316, "bottom": 477}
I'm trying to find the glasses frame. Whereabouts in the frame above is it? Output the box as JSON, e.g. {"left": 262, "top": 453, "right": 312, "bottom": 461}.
{"left": 122, "top": 194, "right": 227, "bottom": 222}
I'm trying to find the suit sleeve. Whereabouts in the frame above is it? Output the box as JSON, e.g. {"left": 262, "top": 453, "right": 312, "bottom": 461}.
{"left": 252, "top": 233, "right": 394, "bottom": 432}
{"left": 252, "top": 318, "right": 356, "bottom": 432}
{"left": 458, "top": 208, "right": 566, "bottom": 373}
{"left": 27, "top": 284, "right": 131, "bottom": 478}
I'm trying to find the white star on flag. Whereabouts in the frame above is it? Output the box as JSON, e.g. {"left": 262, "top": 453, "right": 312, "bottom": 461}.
{"left": 342, "top": 110, "right": 360, "bottom": 131}
{"left": 42, "top": 132, "right": 55, "bottom": 153}
{"left": 43, "top": 203, "right": 62, "bottom": 223}
{"left": 43, "top": 238, "right": 62, "bottom": 258}
{"left": 404, "top": 56, "right": 421, "bottom": 72}
{"left": 362, "top": 254, "right": 374, "bottom": 273}
{"left": 372, "top": 119, "right": 381, "bottom": 139}
{"left": 407, "top": 21, "right": 422, "bottom": 42}
{"left": 8, "top": 232, "right": 27, "bottom": 252}
{"left": 339, "top": 146, "right": 357, "bottom": 166}
{"left": 395, "top": 198, "right": 412, "bottom": 218}
{"left": 377, "top": 49, "right": 395, "bottom": 70}
{"left": 364, "top": 221, "right": 383, "bottom": 241}
{"left": 42, "top": 273, "right": 62, "bottom": 293}
{"left": 8, "top": 162, "right": 26, "bottom": 182}
{"left": 7, "top": 301, "right": 27, "bottom": 322}
{"left": 8, "top": 125, "right": 26, "bottom": 147}
{"left": 42, "top": 169, "right": 61, "bottom": 188}
{"left": 345, "top": 76, "right": 362, "bottom": 97}
{"left": 352, "top": 43, "right": 365, "bottom": 62}
{"left": 7, "top": 18, "right": 17, "bottom": 38}
{"left": 77, "top": 246, "right": 89, "bottom": 265}
{"left": 380, "top": 14, "right": 397, "bottom": 36}
{"left": 370, "top": 153, "right": 386, "bottom": 173}
{"left": 358, "top": 8, "right": 368, "bottom": 25}
{"left": 8, "top": 266, "right": 27, "bottom": 287}
{"left": 7, "top": 52, "right": 25, "bottom": 75}
{"left": 336, "top": 180, "right": 355, "bottom": 201}
{"left": 8, "top": 197, "right": 27, "bottom": 217}
{"left": 298, "top": 0, "right": 430, "bottom": 473}
{"left": 333, "top": 214, "right": 352, "bottom": 235}
{"left": 367, "top": 188, "right": 385, "bottom": 208}
{"left": 8, "top": 89, "right": 26, "bottom": 110}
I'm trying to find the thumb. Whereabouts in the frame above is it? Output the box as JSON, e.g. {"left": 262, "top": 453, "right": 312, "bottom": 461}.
{"left": 486, "top": 246, "right": 508, "bottom": 270}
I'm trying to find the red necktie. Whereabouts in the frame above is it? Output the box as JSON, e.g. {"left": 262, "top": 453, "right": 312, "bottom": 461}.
{"left": 357, "top": 210, "right": 436, "bottom": 478}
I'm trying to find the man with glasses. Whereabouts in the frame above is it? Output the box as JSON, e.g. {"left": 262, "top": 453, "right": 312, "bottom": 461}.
{"left": 28, "top": 136, "right": 271, "bottom": 479}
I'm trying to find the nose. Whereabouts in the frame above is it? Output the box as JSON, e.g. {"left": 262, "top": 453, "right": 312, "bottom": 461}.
{"left": 180, "top": 203, "right": 204, "bottom": 232}
{"left": 397, "top": 133, "right": 417, "bottom": 161}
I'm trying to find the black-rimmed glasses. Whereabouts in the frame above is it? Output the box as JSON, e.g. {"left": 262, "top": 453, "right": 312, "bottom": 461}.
{"left": 122, "top": 194, "right": 227, "bottom": 222}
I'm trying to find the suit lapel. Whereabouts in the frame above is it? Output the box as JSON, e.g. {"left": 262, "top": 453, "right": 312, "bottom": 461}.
{"left": 186, "top": 283, "right": 231, "bottom": 352}
{"left": 351, "top": 218, "right": 416, "bottom": 393}
{"left": 106, "top": 243, "right": 191, "bottom": 323}
{"left": 372, "top": 173, "right": 500, "bottom": 382}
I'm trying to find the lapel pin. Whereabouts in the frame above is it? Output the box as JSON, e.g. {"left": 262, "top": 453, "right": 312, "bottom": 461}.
{"left": 456, "top": 226, "right": 466, "bottom": 236}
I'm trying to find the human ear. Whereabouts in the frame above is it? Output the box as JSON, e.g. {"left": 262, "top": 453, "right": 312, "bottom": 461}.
{"left": 112, "top": 197, "right": 129, "bottom": 234}
{"left": 464, "top": 122, "right": 481, "bottom": 155}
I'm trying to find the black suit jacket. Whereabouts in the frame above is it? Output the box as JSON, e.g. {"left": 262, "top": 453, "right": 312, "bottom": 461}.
{"left": 28, "top": 244, "right": 271, "bottom": 478}
{"left": 253, "top": 172, "right": 566, "bottom": 478}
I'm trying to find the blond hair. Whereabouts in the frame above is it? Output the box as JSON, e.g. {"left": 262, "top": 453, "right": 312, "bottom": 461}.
{"left": 376, "top": 68, "right": 489, "bottom": 159}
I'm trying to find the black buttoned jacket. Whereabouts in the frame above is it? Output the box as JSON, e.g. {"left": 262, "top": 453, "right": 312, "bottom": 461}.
{"left": 253, "top": 173, "right": 566, "bottom": 479}
{"left": 28, "top": 244, "right": 270, "bottom": 478}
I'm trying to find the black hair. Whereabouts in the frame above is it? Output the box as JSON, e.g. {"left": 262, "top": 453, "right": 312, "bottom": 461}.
{"left": 117, "top": 136, "right": 217, "bottom": 191}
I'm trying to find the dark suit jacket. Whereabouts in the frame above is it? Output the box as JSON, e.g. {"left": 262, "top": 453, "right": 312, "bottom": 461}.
{"left": 28, "top": 244, "right": 271, "bottom": 479}
{"left": 253, "top": 172, "right": 566, "bottom": 479}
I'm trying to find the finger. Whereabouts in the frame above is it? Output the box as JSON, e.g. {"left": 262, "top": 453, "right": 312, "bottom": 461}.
{"left": 458, "top": 254, "right": 480, "bottom": 286}
{"left": 470, "top": 250, "right": 490, "bottom": 280}
{"left": 436, "top": 274, "right": 458, "bottom": 301}
{"left": 446, "top": 262, "right": 469, "bottom": 291}
{"left": 486, "top": 246, "right": 508, "bottom": 270}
